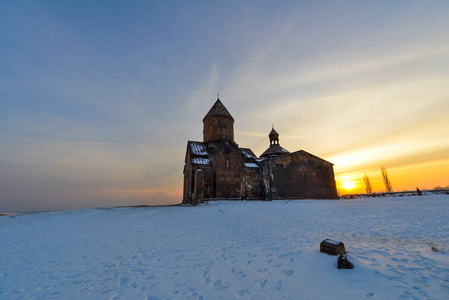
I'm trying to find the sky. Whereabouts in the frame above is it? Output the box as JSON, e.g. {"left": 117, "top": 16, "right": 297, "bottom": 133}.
{"left": 1, "top": 0, "right": 449, "bottom": 212}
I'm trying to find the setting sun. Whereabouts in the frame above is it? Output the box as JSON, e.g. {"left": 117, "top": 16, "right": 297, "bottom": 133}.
{"left": 343, "top": 181, "right": 355, "bottom": 190}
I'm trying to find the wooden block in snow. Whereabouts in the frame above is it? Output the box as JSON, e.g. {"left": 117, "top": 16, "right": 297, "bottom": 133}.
{"left": 320, "top": 239, "right": 346, "bottom": 255}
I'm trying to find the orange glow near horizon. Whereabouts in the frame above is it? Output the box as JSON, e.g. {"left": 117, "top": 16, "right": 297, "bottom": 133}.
{"left": 334, "top": 158, "right": 449, "bottom": 195}
{"left": 336, "top": 175, "right": 361, "bottom": 194}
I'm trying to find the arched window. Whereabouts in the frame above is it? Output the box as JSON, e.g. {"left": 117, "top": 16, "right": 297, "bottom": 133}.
{"left": 222, "top": 127, "right": 226, "bottom": 139}
{"left": 226, "top": 159, "right": 230, "bottom": 168}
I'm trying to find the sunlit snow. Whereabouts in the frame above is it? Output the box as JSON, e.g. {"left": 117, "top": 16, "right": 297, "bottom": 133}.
{"left": 1, "top": 195, "right": 448, "bottom": 299}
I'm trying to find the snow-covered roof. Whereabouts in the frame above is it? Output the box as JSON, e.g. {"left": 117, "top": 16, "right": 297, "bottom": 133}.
{"left": 191, "top": 158, "right": 210, "bottom": 165}
{"left": 240, "top": 148, "right": 257, "bottom": 159}
{"left": 260, "top": 144, "right": 290, "bottom": 158}
{"left": 244, "top": 163, "right": 259, "bottom": 168}
{"left": 190, "top": 142, "right": 208, "bottom": 156}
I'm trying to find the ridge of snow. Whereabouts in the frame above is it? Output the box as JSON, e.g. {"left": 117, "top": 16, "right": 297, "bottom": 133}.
{"left": 190, "top": 142, "right": 208, "bottom": 155}
{"left": 244, "top": 162, "right": 259, "bottom": 168}
{"left": 192, "top": 158, "right": 210, "bottom": 165}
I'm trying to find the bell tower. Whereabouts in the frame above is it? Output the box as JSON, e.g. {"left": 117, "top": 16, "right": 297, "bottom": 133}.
{"left": 203, "top": 97, "right": 234, "bottom": 145}
{"left": 269, "top": 126, "right": 279, "bottom": 145}
{"left": 260, "top": 126, "right": 289, "bottom": 158}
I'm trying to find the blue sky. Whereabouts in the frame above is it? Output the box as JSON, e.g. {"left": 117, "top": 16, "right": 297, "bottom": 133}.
{"left": 1, "top": 1, "right": 449, "bottom": 212}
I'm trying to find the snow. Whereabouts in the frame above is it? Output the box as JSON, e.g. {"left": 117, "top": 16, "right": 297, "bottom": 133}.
{"left": 324, "top": 239, "right": 342, "bottom": 245}
{"left": 1, "top": 195, "right": 449, "bottom": 299}
{"left": 240, "top": 149, "right": 256, "bottom": 159}
{"left": 190, "top": 142, "right": 208, "bottom": 156}
{"left": 244, "top": 163, "right": 259, "bottom": 168}
{"left": 191, "top": 158, "right": 210, "bottom": 165}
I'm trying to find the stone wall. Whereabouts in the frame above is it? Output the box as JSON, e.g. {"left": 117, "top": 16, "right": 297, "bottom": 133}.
{"left": 261, "top": 151, "right": 338, "bottom": 199}
{"left": 243, "top": 167, "right": 263, "bottom": 199}
{"left": 203, "top": 116, "right": 234, "bottom": 143}
{"left": 208, "top": 142, "right": 245, "bottom": 199}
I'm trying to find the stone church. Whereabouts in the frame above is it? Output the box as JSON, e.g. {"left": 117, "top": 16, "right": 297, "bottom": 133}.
{"left": 182, "top": 98, "right": 338, "bottom": 205}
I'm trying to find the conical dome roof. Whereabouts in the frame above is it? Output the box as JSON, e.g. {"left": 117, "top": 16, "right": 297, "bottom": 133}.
{"left": 269, "top": 127, "right": 279, "bottom": 137}
{"left": 203, "top": 98, "right": 234, "bottom": 121}
{"left": 260, "top": 144, "right": 289, "bottom": 158}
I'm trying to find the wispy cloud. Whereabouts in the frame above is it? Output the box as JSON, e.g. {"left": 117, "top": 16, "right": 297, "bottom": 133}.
{"left": 258, "top": 47, "right": 449, "bottom": 95}
{"left": 188, "top": 63, "right": 219, "bottom": 110}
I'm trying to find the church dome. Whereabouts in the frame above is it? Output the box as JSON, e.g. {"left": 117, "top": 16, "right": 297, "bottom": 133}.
{"left": 269, "top": 127, "right": 279, "bottom": 139}
{"left": 203, "top": 97, "right": 235, "bottom": 144}
{"left": 260, "top": 127, "right": 289, "bottom": 158}
{"left": 203, "top": 98, "right": 234, "bottom": 122}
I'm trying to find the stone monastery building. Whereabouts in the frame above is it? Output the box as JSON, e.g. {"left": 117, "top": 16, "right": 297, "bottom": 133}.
{"left": 183, "top": 98, "right": 338, "bottom": 205}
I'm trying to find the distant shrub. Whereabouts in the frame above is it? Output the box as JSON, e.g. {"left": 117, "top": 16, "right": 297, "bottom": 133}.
{"left": 363, "top": 174, "right": 372, "bottom": 194}
{"left": 381, "top": 166, "right": 393, "bottom": 192}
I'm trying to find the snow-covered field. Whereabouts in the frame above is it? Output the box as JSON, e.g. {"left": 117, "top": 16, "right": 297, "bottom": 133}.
{"left": 1, "top": 195, "right": 449, "bottom": 299}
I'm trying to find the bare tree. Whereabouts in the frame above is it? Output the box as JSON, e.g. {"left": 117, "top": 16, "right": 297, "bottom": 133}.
{"left": 381, "top": 166, "right": 393, "bottom": 192}
{"left": 363, "top": 173, "right": 372, "bottom": 194}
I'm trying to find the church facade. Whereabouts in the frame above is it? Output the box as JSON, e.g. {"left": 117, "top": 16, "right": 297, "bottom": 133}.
{"left": 182, "top": 98, "right": 338, "bottom": 205}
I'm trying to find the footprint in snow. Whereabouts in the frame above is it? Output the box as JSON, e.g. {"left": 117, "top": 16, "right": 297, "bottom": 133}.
{"left": 278, "top": 252, "right": 293, "bottom": 259}
{"left": 282, "top": 270, "right": 294, "bottom": 276}
{"left": 119, "top": 277, "right": 129, "bottom": 287}
{"left": 233, "top": 270, "right": 247, "bottom": 279}
{"left": 275, "top": 280, "right": 282, "bottom": 291}
{"left": 391, "top": 257, "right": 400, "bottom": 262}
{"left": 416, "top": 289, "right": 429, "bottom": 297}
{"left": 399, "top": 291, "right": 418, "bottom": 300}
{"left": 365, "top": 292, "right": 375, "bottom": 297}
